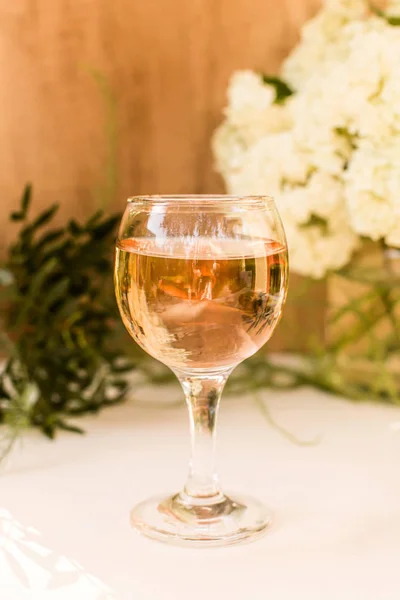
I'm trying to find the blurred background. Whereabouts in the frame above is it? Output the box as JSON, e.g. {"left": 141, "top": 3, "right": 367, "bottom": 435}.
{"left": 0, "top": 0, "right": 322, "bottom": 348}
{"left": 0, "top": 0, "right": 320, "bottom": 233}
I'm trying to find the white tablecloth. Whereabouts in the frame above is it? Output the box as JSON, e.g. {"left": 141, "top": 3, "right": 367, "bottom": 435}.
{"left": 1, "top": 385, "right": 400, "bottom": 600}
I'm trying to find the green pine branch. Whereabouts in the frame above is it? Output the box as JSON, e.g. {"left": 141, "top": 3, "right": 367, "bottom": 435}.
{"left": 0, "top": 185, "right": 135, "bottom": 451}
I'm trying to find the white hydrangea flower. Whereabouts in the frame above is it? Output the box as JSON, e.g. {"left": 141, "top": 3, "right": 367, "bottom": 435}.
{"left": 222, "top": 70, "right": 292, "bottom": 146}
{"left": 212, "top": 122, "right": 247, "bottom": 176}
{"left": 276, "top": 174, "right": 358, "bottom": 279}
{"left": 324, "top": 0, "right": 368, "bottom": 15}
{"left": 226, "top": 71, "right": 275, "bottom": 122}
{"left": 291, "top": 119, "right": 351, "bottom": 176}
{"left": 386, "top": 1, "right": 400, "bottom": 16}
{"left": 224, "top": 132, "right": 310, "bottom": 198}
{"left": 277, "top": 186, "right": 314, "bottom": 225}
{"left": 284, "top": 209, "right": 358, "bottom": 279}
{"left": 330, "top": 23, "right": 400, "bottom": 140}
{"left": 345, "top": 141, "right": 400, "bottom": 245}
{"left": 282, "top": 0, "right": 368, "bottom": 89}
{"left": 222, "top": 132, "right": 359, "bottom": 278}
{"left": 379, "top": 70, "right": 400, "bottom": 136}
{"left": 286, "top": 18, "right": 391, "bottom": 137}
{"left": 301, "top": 172, "right": 345, "bottom": 220}
{"left": 274, "top": 173, "right": 342, "bottom": 226}
{"left": 212, "top": 0, "right": 400, "bottom": 277}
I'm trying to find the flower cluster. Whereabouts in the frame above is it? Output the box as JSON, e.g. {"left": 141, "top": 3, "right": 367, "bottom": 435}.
{"left": 213, "top": 0, "right": 400, "bottom": 278}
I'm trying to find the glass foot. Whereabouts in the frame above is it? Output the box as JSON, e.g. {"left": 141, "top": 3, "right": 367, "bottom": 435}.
{"left": 131, "top": 492, "right": 272, "bottom": 547}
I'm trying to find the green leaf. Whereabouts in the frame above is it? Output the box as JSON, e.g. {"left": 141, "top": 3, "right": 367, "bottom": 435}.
{"left": 55, "top": 420, "right": 85, "bottom": 434}
{"left": 21, "top": 184, "right": 32, "bottom": 216}
{"left": 10, "top": 212, "right": 24, "bottom": 221}
{"left": 34, "top": 229, "right": 64, "bottom": 252}
{"left": 37, "top": 238, "right": 71, "bottom": 262}
{"left": 84, "top": 210, "right": 104, "bottom": 230}
{"left": 301, "top": 214, "right": 328, "bottom": 234}
{"left": 13, "top": 257, "right": 59, "bottom": 327}
{"left": 85, "top": 67, "right": 118, "bottom": 211}
{"left": 68, "top": 219, "right": 82, "bottom": 236}
{"left": 42, "top": 422, "right": 56, "bottom": 439}
{"left": 386, "top": 15, "right": 400, "bottom": 25}
{"left": 91, "top": 215, "right": 120, "bottom": 239}
{"left": 370, "top": 5, "right": 385, "bottom": 17}
{"left": 261, "top": 74, "right": 293, "bottom": 103}
{"left": 30, "top": 204, "right": 59, "bottom": 232}
{"left": 370, "top": 3, "right": 400, "bottom": 25}
{"left": 42, "top": 277, "right": 70, "bottom": 311}
{"left": 110, "top": 379, "right": 129, "bottom": 391}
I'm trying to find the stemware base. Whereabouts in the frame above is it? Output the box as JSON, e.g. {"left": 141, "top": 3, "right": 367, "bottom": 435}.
{"left": 130, "top": 491, "right": 272, "bottom": 547}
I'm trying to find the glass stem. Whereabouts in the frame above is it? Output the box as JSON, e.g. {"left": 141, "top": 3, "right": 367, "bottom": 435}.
{"left": 175, "top": 369, "right": 231, "bottom": 501}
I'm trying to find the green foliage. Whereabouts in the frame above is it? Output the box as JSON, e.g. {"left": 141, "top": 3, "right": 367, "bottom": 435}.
{"left": 0, "top": 185, "right": 134, "bottom": 442}
{"left": 85, "top": 66, "right": 118, "bottom": 211}
{"left": 261, "top": 74, "right": 294, "bottom": 104}
{"left": 301, "top": 214, "right": 329, "bottom": 235}
{"left": 370, "top": 4, "right": 400, "bottom": 26}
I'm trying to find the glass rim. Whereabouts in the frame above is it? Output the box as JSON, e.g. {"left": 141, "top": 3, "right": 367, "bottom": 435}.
{"left": 127, "top": 194, "right": 275, "bottom": 207}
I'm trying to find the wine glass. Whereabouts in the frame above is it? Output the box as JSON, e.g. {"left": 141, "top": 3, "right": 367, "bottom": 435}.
{"left": 114, "top": 195, "right": 288, "bottom": 547}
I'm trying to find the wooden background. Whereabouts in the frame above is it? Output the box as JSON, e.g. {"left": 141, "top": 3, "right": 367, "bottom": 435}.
{"left": 0, "top": 0, "right": 320, "bottom": 240}
{"left": 0, "top": 0, "right": 323, "bottom": 348}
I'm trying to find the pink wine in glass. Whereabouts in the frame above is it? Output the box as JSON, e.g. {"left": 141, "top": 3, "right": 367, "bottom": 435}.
{"left": 115, "top": 237, "right": 288, "bottom": 371}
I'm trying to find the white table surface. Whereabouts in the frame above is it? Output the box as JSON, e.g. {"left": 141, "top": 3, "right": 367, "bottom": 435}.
{"left": 1, "top": 384, "right": 400, "bottom": 600}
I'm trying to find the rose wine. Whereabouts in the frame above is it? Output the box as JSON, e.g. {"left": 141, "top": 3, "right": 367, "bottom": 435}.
{"left": 115, "top": 237, "right": 288, "bottom": 370}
